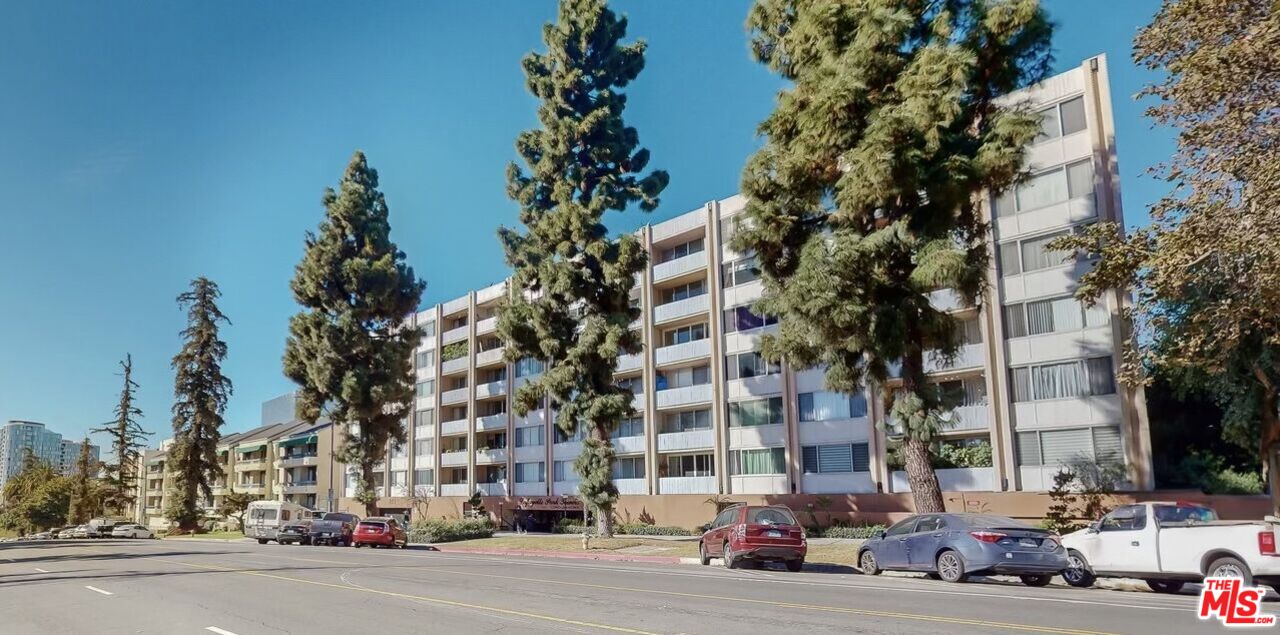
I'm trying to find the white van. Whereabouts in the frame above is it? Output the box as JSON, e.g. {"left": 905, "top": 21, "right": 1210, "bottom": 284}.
{"left": 244, "top": 500, "right": 314, "bottom": 544}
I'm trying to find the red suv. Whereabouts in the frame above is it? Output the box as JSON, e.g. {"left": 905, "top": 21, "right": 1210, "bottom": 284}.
{"left": 352, "top": 517, "right": 408, "bottom": 549}
{"left": 699, "top": 504, "right": 807, "bottom": 571}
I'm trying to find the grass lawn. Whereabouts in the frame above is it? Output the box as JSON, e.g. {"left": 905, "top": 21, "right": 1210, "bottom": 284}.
{"left": 0, "top": 528, "right": 18, "bottom": 539}
{"left": 438, "top": 536, "right": 863, "bottom": 567}
{"left": 166, "top": 530, "right": 245, "bottom": 540}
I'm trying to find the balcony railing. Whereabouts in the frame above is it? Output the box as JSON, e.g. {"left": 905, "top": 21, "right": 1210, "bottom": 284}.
{"left": 440, "top": 451, "right": 468, "bottom": 467}
{"left": 655, "top": 384, "right": 713, "bottom": 409}
{"left": 653, "top": 293, "right": 710, "bottom": 325}
{"left": 441, "top": 418, "right": 469, "bottom": 436}
{"left": 658, "top": 476, "right": 717, "bottom": 494}
{"left": 475, "top": 448, "right": 507, "bottom": 464}
{"left": 441, "top": 387, "right": 469, "bottom": 405}
{"left": 657, "top": 429, "right": 714, "bottom": 452}
{"left": 442, "top": 325, "right": 469, "bottom": 344}
{"left": 653, "top": 250, "right": 708, "bottom": 283}
{"left": 616, "top": 353, "right": 643, "bottom": 373}
{"left": 442, "top": 356, "right": 469, "bottom": 375}
{"left": 475, "top": 379, "right": 506, "bottom": 399}
{"left": 655, "top": 338, "right": 711, "bottom": 366}
{"left": 476, "top": 413, "right": 507, "bottom": 431}
{"left": 475, "top": 348, "right": 504, "bottom": 367}
{"left": 440, "top": 483, "right": 470, "bottom": 497}
{"left": 475, "top": 316, "right": 498, "bottom": 335}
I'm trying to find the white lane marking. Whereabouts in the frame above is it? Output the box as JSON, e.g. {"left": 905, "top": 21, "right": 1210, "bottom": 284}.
{"left": 84, "top": 585, "right": 113, "bottom": 595}
{"left": 205, "top": 627, "right": 239, "bottom": 635}
{"left": 34, "top": 568, "right": 48, "bottom": 573}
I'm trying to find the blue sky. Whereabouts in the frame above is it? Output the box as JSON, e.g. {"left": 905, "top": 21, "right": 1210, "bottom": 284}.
{"left": 0, "top": 1, "right": 1171, "bottom": 452}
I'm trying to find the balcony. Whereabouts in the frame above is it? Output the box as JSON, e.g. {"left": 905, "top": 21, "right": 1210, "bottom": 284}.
{"left": 442, "top": 356, "right": 469, "bottom": 375}
{"left": 658, "top": 429, "right": 714, "bottom": 452}
{"left": 616, "top": 353, "right": 644, "bottom": 373}
{"left": 658, "top": 476, "right": 717, "bottom": 495}
{"left": 442, "top": 324, "right": 469, "bottom": 344}
{"left": 613, "top": 435, "right": 646, "bottom": 454}
{"left": 278, "top": 454, "right": 318, "bottom": 468}
{"left": 653, "top": 250, "right": 708, "bottom": 283}
{"left": 728, "top": 423, "right": 786, "bottom": 448}
{"left": 476, "top": 482, "right": 507, "bottom": 496}
{"left": 233, "top": 459, "right": 267, "bottom": 471}
{"left": 282, "top": 481, "right": 317, "bottom": 494}
{"left": 553, "top": 480, "right": 580, "bottom": 496}
{"left": 475, "top": 347, "right": 504, "bottom": 368}
{"left": 731, "top": 475, "right": 787, "bottom": 495}
{"left": 924, "top": 343, "right": 985, "bottom": 374}
{"left": 475, "top": 379, "right": 506, "bottom": 399}
{"left": 891, "top": 467, "right": 995, "bottom": 492}
{"left": 655, "top": 384, "right": 713, "bottom": 409}
{"left": 390, "top": 457, "right": 409, "bottom": 472}
{"left": 237, "top": 484, "right": 266, "bottom": 495}
{"left": 414, "top": 424, "right": 435, "bottom": 440}
{"left": 928, "top": 289, "right": 968, "bottom": 313}
{"left": 514, "top": 481, "right": 546, "bottom": 496}
{"left": 475, "top": 316, "right": 498, "bottom": 335}
{"left": 615, "top": 478, "right": 647, "bottom": 495}
{"left": 441, "top": 417, "right": 469, "bottom": 436}
{"left": 440, "top": 451, "right": 469, "bottom": 467}
{"left": 653, "top": 294, "right": 710, "bottom": 325}
{"left": 441, "top": 387, "right": 469, "bottom": 405}
{"left": 440, "top": 483, "right": 470, "bottom": 497}
{"left": 655, "top": 338, "right": 711, "bottom": 367}
{"left": 476, "top": 413, "right": 507, "bottom": 432}
{"left": 944, "top": 404, "right": 991, "bottom": 432}
{"left": 651, "top": 207, "right": 706, "bottom": 243}
{"left": 475, "top": 448, "right": 507, "bottom": 464}
{"left": 516, "top": 408, "right": 547, "bottom": 427}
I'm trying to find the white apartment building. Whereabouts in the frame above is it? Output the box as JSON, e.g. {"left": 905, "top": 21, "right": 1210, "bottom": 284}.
{"left": 376, "top": 55, "right": 1153, "bottom": 513}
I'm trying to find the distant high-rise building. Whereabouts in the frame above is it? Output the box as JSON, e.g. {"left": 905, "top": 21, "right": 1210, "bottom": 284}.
{"left": 0, "top": 420, "right": 101, "bottom": 489}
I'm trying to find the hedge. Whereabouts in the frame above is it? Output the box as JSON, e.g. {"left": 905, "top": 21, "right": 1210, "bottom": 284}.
{"left": 550, "top": 522, "right": 692, "bottom": 536}
{"left": 814, "top": 524, "right": 885, "bottom": 539}
{"left": 408, "top": 518, "right": 496, "bottom": 543}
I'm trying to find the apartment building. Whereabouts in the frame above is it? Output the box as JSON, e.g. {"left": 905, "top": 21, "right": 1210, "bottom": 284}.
{"left": 0, "top": 420, "right": 100, "bottom": 490}
{"left": 383, "top": 55, "right": 1150, "bottom": 524}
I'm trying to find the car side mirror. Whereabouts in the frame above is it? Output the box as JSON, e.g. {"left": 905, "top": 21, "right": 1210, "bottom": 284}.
{"left": 877, "top": 530, "right": 887, "bottom": 539}
{"left": 1086, "top": 522, "right": 1100, "bottom": 534}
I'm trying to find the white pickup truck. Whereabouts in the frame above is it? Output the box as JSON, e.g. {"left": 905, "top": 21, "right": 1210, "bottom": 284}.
{"left": 1061, "top": 501, "right": 1280, "bottom": 594}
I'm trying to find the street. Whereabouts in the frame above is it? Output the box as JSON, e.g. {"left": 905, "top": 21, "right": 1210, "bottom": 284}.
{"left": 0, "top": 539, "right": 1221, "bottom": 634}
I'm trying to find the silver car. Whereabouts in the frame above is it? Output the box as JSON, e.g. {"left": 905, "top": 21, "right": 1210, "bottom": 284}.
{"left": 858, "top": 513, "right": 1068, "bottom": 586}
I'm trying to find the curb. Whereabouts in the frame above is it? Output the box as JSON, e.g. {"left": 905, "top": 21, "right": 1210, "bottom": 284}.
{"left": 164, "top": 537, "right": 253, "bottom": 543}
{"left": 428, "top": 546, "right": 684, "bottom": 564}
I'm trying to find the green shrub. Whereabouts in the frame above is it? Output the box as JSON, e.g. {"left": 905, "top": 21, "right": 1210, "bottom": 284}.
{"left": 1209, "top": 468, "right": 1264, "bottom": 495}
{"left": 933, "top": 440, "right": 993, "bottom": 469}
{"left": 815, "top": 524, "right": 885, "bottom": 539}
{"left": 618, "top": 523, "right": 691, "bottom": 536}
{"left": 441, "top": 341, "right": 468, "bottom": 362}
{"left": 552, "top": 520, "right": 594, "bottom": 535}
{"left": 408, "top": 517, "right": 495, "bottom": 543}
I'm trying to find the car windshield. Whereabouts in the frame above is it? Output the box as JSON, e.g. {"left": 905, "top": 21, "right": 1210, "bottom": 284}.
{"left": 1154, "top": 505, "right": 1218, "bottom": 523}
{"left": 747, "top": 508, "right": 797, "bottom": 526}
{"left": 358, "top": 522, "right": 386, "bottom": 529}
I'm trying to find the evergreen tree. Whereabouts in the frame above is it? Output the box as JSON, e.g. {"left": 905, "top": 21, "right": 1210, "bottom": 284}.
{"left": 166, "top": 277, "right": 234, "bottom": 531}
{"left": 1, "top": 452, "right": 71, "bottom": 533}
{"left": 284, "top": 151, "right": 425, "bottom": 517}
{"left": 92, "top": 354, "right": 151, "bottom": 515}
{"left": 736, "top": 0, "right": 1052, "bottom": 512}
{"left": 498, "top": 0, "right": 668, "bottom": 537}
{"left": 216, "top": 486, "right": 254, "bottom": 530}
{"left": 68, "top": 438, "right": 100, "bottom": 524}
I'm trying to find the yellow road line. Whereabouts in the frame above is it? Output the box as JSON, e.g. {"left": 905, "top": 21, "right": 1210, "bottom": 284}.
{"left": 163, "top": 559, "right": 656, "bottom": 635}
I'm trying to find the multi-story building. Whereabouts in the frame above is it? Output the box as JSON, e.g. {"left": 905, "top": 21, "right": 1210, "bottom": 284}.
{"left": 372, "top": 55, "right": 1150, "bottom": 526}
{"left": 0, "top": 420, "right": 99, "bottom": 490}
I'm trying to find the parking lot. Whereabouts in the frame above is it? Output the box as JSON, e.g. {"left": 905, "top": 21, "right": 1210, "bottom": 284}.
{"left": 0, "top": 538, "right": 1225, "bottom": 634}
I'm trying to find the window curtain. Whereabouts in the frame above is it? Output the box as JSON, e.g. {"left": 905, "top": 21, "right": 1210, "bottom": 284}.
{"left": 1017, "top": 169, "right": 1068, "bottom": 211}
{"left": 1031, "top": 361, "right": 1088, "bottom": 400}
{"left": 1020, "top": 231, "right": 1070, "bottom": 272}
{"left": 998, "top": 243, "right": 1022, "bottom": 275}
{"left": 1066, "top": 160, "right": 1094, "bottom": 199}
{"left": 1060, "top": 97, "right": 1087, "bottom": 136}
{"left": 1004, "top": 304, "right": 1028, "bottom": 338}
{"left": 735, "top": 448, "right": 785, "bottom": 475}
{"left": 1086, "top": 357, "right": 1116, "bottom": 395}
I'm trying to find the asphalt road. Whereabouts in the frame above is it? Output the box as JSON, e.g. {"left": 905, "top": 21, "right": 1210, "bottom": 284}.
{"left": 0, "top": 539, "right": 1225, "bottom": 634}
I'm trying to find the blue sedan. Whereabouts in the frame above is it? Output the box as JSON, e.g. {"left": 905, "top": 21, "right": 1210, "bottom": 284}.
{"left": 857, "top": 513, "right": 1068, "bottom": 585}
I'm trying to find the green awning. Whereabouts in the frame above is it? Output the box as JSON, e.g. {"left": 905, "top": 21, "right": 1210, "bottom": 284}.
{"left": 277, "top": 435, "right": 317, "bottom": 449}
{"left": 236, "top": 443, "right": 265, "bottom": 453}
{"left": 146, "top": 458, "right": 164, "bottom": 465}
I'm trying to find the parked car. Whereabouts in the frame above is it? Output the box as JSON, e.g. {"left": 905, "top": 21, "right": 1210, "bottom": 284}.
{"left": 353, "top": 517, "right": 408, "bottom": 549}
{"left": 28, "top": 531, "right": 52, "bottom": 540}
{"left": 244, "top": 500, "right": 314, "bottom": 544}
{"left": 50, "top": 527, "right": 75, "bottom": 539}
{"left": 858, "top": 513, "right": 1067, "bottom": 585}
{"left": 88, "top": 518, "right": 126, "bottom": 538}
{"left": 309, "top": 512, "right": 360, "bottom": 546}
{"left": 276, "top": 520, "right": 313, "bottom": 545}
{"left": 110, "top": 524, "right": 154, "bottom": 539}
{"left": 67, "top": 525, "right": 91, "bottom": 539}
{"left": 698, "top": 504, "right": 807, "bottom": 571}
{"left": 1061, "top": 501, "right": 1280, "bottom": 593}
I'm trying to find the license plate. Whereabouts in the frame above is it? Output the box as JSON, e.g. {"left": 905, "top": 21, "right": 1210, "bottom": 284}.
{"left": 767, "top": 530, "right": 782, "bottom": 538}
{"left": 1019, "top": 538, "right": 1038, "bottom": 547}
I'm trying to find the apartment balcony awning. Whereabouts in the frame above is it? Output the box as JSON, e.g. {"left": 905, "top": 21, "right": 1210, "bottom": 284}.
{"left": 236, "top": 443, "right": 266, "bottom": 453}
{"left": 277, "top": 435, "right": 316, "bottom": 449}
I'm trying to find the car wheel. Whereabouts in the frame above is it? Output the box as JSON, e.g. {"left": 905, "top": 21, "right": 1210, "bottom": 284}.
{"left": 257, "top": 538, "right": 268, "bottom": 545}
{"left": 1062, "top": 550, "right": 1097, "bottom": 588}
{"left": 1145, "top": 579, "right": 1185, "bottom": 594}
{"left": 785, "top": 559, "right": 804, "bottom": 573}
{"left": 722, "top": 542, "right": 736, "bottom": 569}
{"left": 1020, "top": 574, "right": 1053, "bottom": 587}
{"left": 1207, "top": 556, "right": 1254, "bottom": 587}
{"left": 698, "top": 542, "right": 710, "bottom": 566}
{"left": 354, "top": 543, "right": 363, "bottom": 548}
{"left": 936, "top": 550, "right": 968, "bottom": 583}
{"left": 859, "top": 550, "right": 881, "bottom": 576}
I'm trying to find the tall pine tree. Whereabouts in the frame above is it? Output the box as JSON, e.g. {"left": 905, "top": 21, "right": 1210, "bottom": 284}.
{"left": 68, "top": 438, "right": 100, "bottom": 524}
{"left": 736, "top": 0, "right": 1052, "bottom": 512}
{"left": 166, "top": 277, "right": 233, "bottom": 531}
{"left": 284, "top": 151, "right": 425, "bottom": 517}
{"left": 499, "top": 0, "right": 668, "bottom": 537}
{"left": 92, "top": 354, "right": 150, "bottom": 516}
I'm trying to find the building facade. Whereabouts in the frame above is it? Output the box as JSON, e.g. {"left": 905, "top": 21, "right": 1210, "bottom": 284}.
{"left": 0, "top": 420, "right": 100, "bottom": 490}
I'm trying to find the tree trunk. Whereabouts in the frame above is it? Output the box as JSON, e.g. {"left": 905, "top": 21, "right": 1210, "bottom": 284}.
{"left": 361, "top": 462, "right": 379, "bottom": 518}
{"left": 901, "top": 347, "right": 945, "bottom": 514}
{"left": 597, "top": 505, "right": 615, "bottom": 538}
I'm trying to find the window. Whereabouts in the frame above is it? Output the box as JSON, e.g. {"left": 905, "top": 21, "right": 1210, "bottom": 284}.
{"left": 728, "top": 397, "right": 784, "bottom": 427}
{"left": 554, "top": 423, "right": 587, "bottom": 444}
{"left": 617, "top": 416, "right": 644, "bottom": 438}
{"left": 391, "top": 471, "right": 407, "bottom": 488}
{"left": 1099, "top": 505, "right": 1146, "bottom": 532}
{"left": 1009, "top": 356, "right": 1116, "bottom": 402}
{"left": 998, "top": 229, "right": 1075, "bottom": 276}
{"left": 798, "top": 391, "right": 868, "bottom": 421}
{"left": 414, "top": 409, "right": 434, "bottom": 429}
{"left": 1035, "top": 96, "right": 1087, "bottom": 142}
{"left": 420, "top": 321, "right": 436, "bottom": 338}
{"left": 1017, "top": 426, "right": 1124, "bottom": 466}
{"left": 415, "top": 379, "right": 435, "bottom": 398}
{"left": 616, "top": 377, "right": 644, "bottom": 394}
{"left": 391, "top": 444, "right": 407, "bottom": 458}
{"left": 659, "top": 237, "right": 705, "bottom": 263}
{"left": 415, "top": 350, "right": 435, "bottom": 369}
{"left": 937, "top": 377, "right": 987, "bottom": 407}
{"left": 665, "top": 453, "right": 714, "bottom": 477}
{"left": 722, "top": 254, "right": 760, "bottom": 287}
{"left": 660, "top": 279, "right": 707, "bottom": 304}
{"left": 612, "top": 456, "right": 646, "bottom": 479}
{"left": 730, "top": 447, "right": 786, "bottom": 475}
{"left": 413, "top": 468, "right": 434, "bottom": 486}
{"left": 725, "top": 351, "right": 781, "bottom": 380}
{"left": 514, "top": 426, "right": 545, "bottom": 448}
{"left": 657, "top": 365, "right": 710, "bottom": 390}
{"left": 662, "top": 323, "right": 707, "bottom": 346}
{"left": 885, "top": 518, "right": 915, "bottom": 537}
{"left": 994, "top": 159, "right": 1094, "bottom": 218}
{"left": 801, "top": 443, "right": 870, "bottom": 473}
{"left": 723, "top": 305, "right": 778, "bottom": 333}
{"left": 662, "top": 409, "right": 711, "bottom": 433}
{"left": 515, "top": 462, "right": 546, "bottom": 483}
{"left": 915, "top": 516, "right": 943, "bottom": 533}
{"left": 1005, "top": 296, "right": 1108, "bottom": 339}
{"left": 515, "top": 358, "right": 545, "bottom": 378}
{"left": 553, "top": 460, "right": 574, "bottom": 482}
{"left": 414, "top": 439, "right": 434, "bottom": 457}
